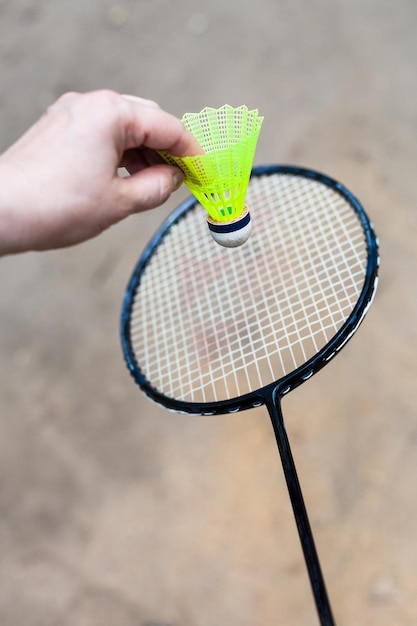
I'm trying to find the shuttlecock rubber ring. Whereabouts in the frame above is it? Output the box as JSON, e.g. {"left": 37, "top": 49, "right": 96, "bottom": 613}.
{"left": 207, "top": 205, "right": 252, "bottom": 248}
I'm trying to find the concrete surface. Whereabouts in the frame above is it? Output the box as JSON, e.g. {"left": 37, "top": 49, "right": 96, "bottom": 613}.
{"left": 1, "top": 1, "right": 416, "bottom": 624}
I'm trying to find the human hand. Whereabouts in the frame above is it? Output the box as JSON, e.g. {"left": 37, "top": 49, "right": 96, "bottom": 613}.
{"left": 0, "top": 90, "right": 202, "bottom": 255}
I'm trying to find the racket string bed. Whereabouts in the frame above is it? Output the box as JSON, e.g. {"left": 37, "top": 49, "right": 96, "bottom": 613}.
{"left": 130, "top": 172, "right": 369, "bottom": 404}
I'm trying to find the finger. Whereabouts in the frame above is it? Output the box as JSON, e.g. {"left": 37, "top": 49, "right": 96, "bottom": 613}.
{"left": 121, "top": 95, "right": 160, "bottom": 109}
{"left": 117, "top": 164, "right": 185, "bottom": 214}
{"left": 121, "top": 99, "right": 204, "bottom": 158}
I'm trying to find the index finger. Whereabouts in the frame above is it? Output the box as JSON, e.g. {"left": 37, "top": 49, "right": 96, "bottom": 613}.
{"left": 121, "top": 96, "right": 204, "bottom": 157}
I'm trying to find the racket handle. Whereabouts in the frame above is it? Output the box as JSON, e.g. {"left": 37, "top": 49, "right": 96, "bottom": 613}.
{"left": 266, "top": 391, "right": 336, "bottom": 626}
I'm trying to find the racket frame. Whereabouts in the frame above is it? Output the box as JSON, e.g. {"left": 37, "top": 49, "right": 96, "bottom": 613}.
{"left": 121, "top": 164, "right": 379, "bottom": 417}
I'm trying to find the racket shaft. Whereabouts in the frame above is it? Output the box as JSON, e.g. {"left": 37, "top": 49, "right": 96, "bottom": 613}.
{"left": 266, "top": 394, "right": 335, "bottom": 626}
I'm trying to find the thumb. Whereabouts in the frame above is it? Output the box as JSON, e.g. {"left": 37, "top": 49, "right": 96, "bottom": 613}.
{"left": 120, "top": 164, "right": 184, "bottom": 214}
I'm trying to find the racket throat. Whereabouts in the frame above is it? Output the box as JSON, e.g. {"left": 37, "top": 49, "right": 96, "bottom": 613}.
{"left": 265, "top": 391, "right": 336, "bottom": 626}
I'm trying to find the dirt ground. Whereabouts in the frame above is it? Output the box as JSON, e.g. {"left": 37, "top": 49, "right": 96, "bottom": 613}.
{"left": 1, "top": 1, "right": 416, "bottom": 625}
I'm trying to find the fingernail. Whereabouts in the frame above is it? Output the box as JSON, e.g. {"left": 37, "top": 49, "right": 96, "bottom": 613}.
{"left": 172, "top": 171, "right": 184, "bottom": 191}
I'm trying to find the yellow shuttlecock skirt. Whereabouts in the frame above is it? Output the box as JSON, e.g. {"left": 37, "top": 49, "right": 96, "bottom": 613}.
{"left": 160, "top": 105, "right": 263, "bottom": 223}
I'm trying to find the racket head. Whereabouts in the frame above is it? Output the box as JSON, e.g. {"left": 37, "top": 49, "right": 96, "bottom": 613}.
{"left": 121, "top": 165, "right": 379, "bottom": 415}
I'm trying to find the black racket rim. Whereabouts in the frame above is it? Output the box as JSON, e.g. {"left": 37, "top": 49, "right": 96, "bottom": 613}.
{"left": 121, "top": 164, "right": 379, "bottom": 416}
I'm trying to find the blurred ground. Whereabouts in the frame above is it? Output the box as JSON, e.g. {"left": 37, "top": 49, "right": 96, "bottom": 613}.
{"left": 0, "top": 1, "right": 416, "bottom": 624}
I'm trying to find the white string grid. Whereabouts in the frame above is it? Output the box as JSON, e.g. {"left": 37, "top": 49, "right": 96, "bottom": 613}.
{"left": 129, "top": 173, "right": 368, "bottom": 404}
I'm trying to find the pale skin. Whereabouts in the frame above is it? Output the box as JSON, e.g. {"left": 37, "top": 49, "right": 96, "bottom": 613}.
{"left": 0, "top": 90, "right": 202, "bottom": 255}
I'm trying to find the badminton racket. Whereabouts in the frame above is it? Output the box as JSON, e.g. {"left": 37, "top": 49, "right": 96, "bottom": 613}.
{"left": 121, "top": 165, "right": 379, "bottom": 625}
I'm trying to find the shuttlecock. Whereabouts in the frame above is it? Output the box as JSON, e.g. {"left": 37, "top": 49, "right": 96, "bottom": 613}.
{"left": 160, "top": 105, "right": 263, "bottom": 247}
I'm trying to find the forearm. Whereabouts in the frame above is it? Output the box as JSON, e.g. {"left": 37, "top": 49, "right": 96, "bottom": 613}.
{"left": 0, "top": 157, "right": 34, "bottom": 256}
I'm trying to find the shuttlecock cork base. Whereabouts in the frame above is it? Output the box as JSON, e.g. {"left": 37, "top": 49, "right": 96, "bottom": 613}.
{"left": 159, "top": 105, "right": 263, "bottom": 248}
{"left": 207, "top": 204, "right": 252, "bottom": 248}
